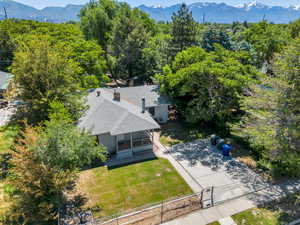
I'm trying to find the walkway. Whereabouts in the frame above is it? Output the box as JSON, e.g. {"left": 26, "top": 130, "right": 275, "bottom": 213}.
{"left": 162, "top": 197, "right": 253, "bottom": 225}
{"left": 153, "top": 133, "right": 203, "bottom": 193}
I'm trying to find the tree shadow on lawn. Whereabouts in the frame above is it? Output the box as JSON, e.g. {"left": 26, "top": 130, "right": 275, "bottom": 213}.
{"left": 59, "top": 193, "right": 94, "bottom": 224}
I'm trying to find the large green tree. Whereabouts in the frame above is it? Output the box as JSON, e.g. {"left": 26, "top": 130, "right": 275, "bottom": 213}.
{"left": 110, "top": 4, "right": 155, "bottom": 80}
{"left": 79, "top": 0, "right": 118, "bottom": 78}
{"left": 80, "top": 1, "right": 156, "bottom": 82}
{"left": 274, "top": 38, "right": 300, "bottom": 177}
{"left": 0, "top": 20, "right": 15, "bottom": 71}
{"left": 170, "top": 3, "right": 197, "bottom": 57}
{"left": 6, "top": 126, "right": 75, "bottom": 225}
{"left": 0, "top": 19, "right": 108, "bottom": 87}
{"left": 231, "top": 38, "right": 300, "bottom": 177}
{"left": 243, "top": 21, "right": 290, "bottom": 67}
{"left": 156, "top": 46, "right": 259, "bottom": 124}
{"left": 289, "top": 17, "right": 300, "bottom": 39}
{"left": 11, "top": 36, "right": 85, "bottom": 124}
{"left": 5, "top": 103, "right": 106, "bottom": 224}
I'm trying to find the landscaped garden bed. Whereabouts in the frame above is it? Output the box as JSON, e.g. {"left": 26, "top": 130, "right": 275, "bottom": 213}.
{"left": 76, "top": 158, "right": 192, "bottom": 218}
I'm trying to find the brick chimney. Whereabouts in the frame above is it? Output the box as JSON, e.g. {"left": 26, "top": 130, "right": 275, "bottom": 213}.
{"left": 142, "top": 98, "right": 146, "bottom": 113}
{"left": 113, "top": 89, "right": 120, "bottom": 101}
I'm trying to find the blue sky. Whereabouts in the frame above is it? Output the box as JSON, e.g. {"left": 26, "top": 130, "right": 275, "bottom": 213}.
{"left": 15, "top": 0, "right": 300, "bottom": 9}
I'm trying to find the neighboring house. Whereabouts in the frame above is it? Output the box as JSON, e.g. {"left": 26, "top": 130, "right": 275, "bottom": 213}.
{"left": 0, "top": 71, "right": 13, "bottom": 107}
{"left": 0, "top": 71, "right": 12, "bottom": 98}
{"left": 78, "top": 85, "right": 171, "bottom": 159}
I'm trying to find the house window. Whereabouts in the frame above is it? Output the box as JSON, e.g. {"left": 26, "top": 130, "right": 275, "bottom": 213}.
{"left": 148, "top": 107, "right": 155, "bottom": 116}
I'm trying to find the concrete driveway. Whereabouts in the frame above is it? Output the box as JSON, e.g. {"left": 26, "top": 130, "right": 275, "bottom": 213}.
{"left": 167, "top": 139, "right": 266, "bottom": 203}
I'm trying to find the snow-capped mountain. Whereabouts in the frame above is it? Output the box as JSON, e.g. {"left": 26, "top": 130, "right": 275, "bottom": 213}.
{"left": 0, "top": 0, "right": 300, "bottom": 24}
{"left": 138, "top": 1, "right": 300, "bottom": 24}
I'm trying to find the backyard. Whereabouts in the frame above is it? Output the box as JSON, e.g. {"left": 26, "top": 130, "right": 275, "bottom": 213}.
{"left": 77, "top": 158, "right": 193, "bottom": 218}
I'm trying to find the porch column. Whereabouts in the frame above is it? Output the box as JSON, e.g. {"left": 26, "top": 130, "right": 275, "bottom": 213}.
{"left": 116, "top": 135, "right": 118, "bottom": 153}
{"left": 130, "top": 132, "right": 133, "bottom": 154}
{"left": 152, "top": 129, "right": 154, "bottom": 147}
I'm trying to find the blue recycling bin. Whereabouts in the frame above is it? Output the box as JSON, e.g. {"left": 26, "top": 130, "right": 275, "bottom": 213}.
{"left": 222, "top": 144, "right": 231, "bottom": 157}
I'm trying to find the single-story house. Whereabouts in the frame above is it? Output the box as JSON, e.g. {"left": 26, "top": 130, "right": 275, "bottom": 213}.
{"left": 78, "top": 85, "right": 170, "bottom": 159}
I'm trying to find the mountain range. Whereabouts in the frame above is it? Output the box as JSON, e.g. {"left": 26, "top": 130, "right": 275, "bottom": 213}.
{"left": 0, "top": 0, "right": 82, "bottom": 22}
{"left": 139, "top": 2, "right": 300, "bottom": 23}
{"left": 0, "top": 0, "right": 300, "bottom": 23}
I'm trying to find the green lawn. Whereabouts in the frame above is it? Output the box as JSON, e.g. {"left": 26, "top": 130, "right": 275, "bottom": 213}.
{"left": 77, "top": 158, "right": 193, "bottom": 217}
{"left": 207, "top": 222, "right": 220, "bottom": 225}
{"left": 0, "top": 181, "right": 10, "bottom": 219}
{"left": 232, "top": 208, "right": 280, "bottom": 225}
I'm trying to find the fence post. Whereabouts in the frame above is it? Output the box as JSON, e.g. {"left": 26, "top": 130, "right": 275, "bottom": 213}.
{"left": 160, "top": 201, "right": 164, "bottom": 223}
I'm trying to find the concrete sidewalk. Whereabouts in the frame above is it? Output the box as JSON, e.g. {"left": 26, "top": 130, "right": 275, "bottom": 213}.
{"left": 162, "top": 197, "right": 254, "bottom": 225}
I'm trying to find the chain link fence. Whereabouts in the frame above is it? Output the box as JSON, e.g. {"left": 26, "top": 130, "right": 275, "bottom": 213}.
{"left": 59, "top": 193, "right": 202, "bottom": 225}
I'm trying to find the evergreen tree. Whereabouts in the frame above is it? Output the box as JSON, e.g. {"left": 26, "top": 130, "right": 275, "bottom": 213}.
{"left": 274, "top": 38, "right": 300, "bottom": 177}
{"left": 170, "top": 3, "right": 197, "bottom": 57}
{"left": 231, "top": 38, "right": 300, "bottom": 177}
{"left": 202, "top": 26, "right": 233, "bottom": 52}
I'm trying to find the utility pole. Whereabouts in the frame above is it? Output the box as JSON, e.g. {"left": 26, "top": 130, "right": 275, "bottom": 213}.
{"left": 3, "top": 6, "right": 7, "bottom": 20}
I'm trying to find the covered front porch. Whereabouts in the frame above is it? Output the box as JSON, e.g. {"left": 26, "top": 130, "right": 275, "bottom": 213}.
{"left": 116, "top": 130, "right": 154, "bottom": 159}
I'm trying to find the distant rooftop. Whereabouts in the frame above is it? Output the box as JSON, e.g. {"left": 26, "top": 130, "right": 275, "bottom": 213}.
{"left": 0, "top": 71, "right": 12, "bottom": 90}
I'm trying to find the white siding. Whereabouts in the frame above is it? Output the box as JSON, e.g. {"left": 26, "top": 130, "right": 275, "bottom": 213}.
{"left": 153, "top": 104, "right": 169, "bottom": 123}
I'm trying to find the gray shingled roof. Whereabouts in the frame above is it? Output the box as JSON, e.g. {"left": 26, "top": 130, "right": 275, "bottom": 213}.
{"left": 0, "top": 71, "right": 12, "bottom": 90}
{"left": 78, "top": 87, "right": 161, "bottom": 136}
{"left": 109, "top": 85, "right": 170, "bottom": 107}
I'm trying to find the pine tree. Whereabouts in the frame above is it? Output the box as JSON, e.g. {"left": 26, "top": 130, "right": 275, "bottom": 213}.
{"left": 170, "top": 3, "right": 197, "bottom": 57}
{"left": 202, "top": 26, "right": 233, "bottom": 52}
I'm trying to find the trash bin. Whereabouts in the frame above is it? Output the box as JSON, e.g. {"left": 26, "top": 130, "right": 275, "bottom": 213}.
{"left": 210, "top": 134, "right": 220, "bottom": 145}
{"left": 222, "top": 144, "right": 232, "bottom": 157}
{"left": 216, "top": 138, "right": 225, "bottom": 150}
